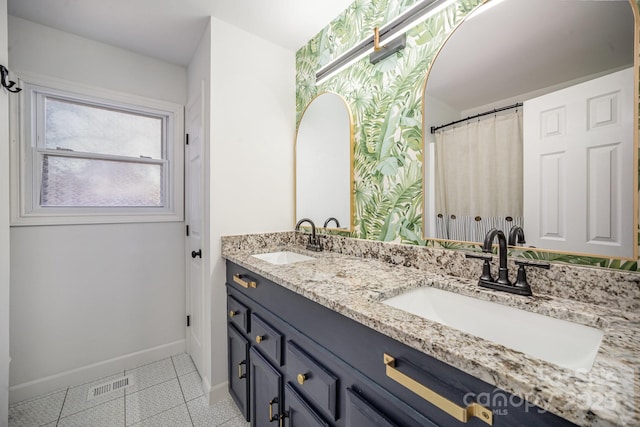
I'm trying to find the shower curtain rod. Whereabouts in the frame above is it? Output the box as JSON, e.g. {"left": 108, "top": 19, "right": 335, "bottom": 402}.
{"left": 430, "top": 102, "right": 522, "bottom": 134}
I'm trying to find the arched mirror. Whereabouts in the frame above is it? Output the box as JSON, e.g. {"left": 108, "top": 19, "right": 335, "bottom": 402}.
{"left": 423, "top": 0, "right": 636, "bottom": 259}
{"left": 295, "top": 92, "right": 354, "bottom": 230}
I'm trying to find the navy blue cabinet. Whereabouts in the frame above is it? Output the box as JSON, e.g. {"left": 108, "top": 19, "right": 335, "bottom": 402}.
{"left": 250, "top": 347, "right": 282, "bottom": 427}
{"left": 346, "top": 388, "right": 398, "bottom": 427}
{"left": 226, "top": 261, "right": 576, "bottom": 427}
{"left": 228, "top": 295, "right": 249, "bottom": 334}
{"left": 282, "top": 383, "right": 330, "bottom": 427}
{"left": 227, "top": 324, "right": 249, "bottom": 420}
{"left": 252, "top": 313, "right": 284, "bottom": 366}
{"left": 286, "top": 341, "right": 338, "bottom": 421}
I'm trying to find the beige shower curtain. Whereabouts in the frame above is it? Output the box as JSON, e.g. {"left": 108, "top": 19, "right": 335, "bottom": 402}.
{"left": 434, "top": 110, "right": 523, "bottom": 242}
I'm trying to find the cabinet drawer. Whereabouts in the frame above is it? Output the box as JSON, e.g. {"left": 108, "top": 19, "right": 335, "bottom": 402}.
{"left": 251, "top": 313, "right": 283, "bottom": 366}
{"left": 286, "top": 341, "right": 338, "bottom": 421}
{"left": 227, "top": 295, "right": 249, "bottom": 334}
{"left": 381, "top": 353, "right": 494, "bottom": 426}
{"left": 227, "top": 263, "right": 261, "bottom": 291}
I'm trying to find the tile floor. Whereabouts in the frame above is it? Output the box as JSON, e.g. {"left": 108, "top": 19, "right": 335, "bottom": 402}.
{"left": 8, "top": 354, "right": 249, "bottom": 427}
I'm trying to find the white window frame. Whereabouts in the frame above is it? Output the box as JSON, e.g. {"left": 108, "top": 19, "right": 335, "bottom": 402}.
{"left": 10, "top": 72, "right": 184, "bottom": 225}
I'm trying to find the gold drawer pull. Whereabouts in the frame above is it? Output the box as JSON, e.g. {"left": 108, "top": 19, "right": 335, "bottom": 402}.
{"left": 383, "top": 353, "right": 492, "bottom": 425}
{"left": 238, "top": 361, "right": 246, "bottom": 379}
{"left": 268, "top": 398, "right": 278, "bottom": 422}
{"left": 297, "top": 373, "right": 307, "bottom": 385}
{"left": 229, "top": 310, "right": 237, "bottom": 318}
{"left": 233, "top": 274, "right": 256, "bottom": 289}
{"left": 256, "top": 335, "right": 264, "bottom": 344}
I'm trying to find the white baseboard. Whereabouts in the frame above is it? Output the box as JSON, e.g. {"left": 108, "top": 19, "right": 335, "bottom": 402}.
{"left": 198, "top": 374, "right": 229, "bottom": 406}
{"left": 9, "top": 339, "right": 186, "bottom": 404}
{"left": 201, "top": 374, "right": 211, "bottom": 400}
{"left": 208, "top": 381, "right": 229, "bottom": 405}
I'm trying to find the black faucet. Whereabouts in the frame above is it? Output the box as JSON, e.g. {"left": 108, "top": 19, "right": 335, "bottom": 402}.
{"left": 483, "top": 228, "right": 511, "bottom": 285}
{"left": 323, "top": 217, "right": 340, "bottom": 228}
{"left": 465, "top": 228, "right": 549, "bottom": 296}
{"left": 295, "top": 218, "right": 322, "bottom": 252}
{"left": 508, "top": 226, "right": 526, "bottom": 246}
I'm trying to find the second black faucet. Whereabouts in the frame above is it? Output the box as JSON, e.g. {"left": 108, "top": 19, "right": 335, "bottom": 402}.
{"left": 295, "top": 218, "right": 323, "bottom": 252}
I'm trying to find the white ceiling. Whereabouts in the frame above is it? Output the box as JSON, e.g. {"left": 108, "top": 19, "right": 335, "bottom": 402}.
{"left": 7, "top": 0, "right": 354, "bottom": 66}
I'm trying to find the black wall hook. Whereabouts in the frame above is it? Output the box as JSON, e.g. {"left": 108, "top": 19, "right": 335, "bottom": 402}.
{"left": 1, "top": 65, "right": 22, "bottom": 93}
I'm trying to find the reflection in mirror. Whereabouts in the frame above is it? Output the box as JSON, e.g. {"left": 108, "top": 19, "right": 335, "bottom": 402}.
{"left": 296, "top": 92, "right": 353, "bottom": 230}
{"left": 423, "top": 0, "right": 636, "bottom": 259}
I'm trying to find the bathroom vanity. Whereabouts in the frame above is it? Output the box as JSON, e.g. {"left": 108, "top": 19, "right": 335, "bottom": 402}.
{"left": 222, "top": 232, "right": 639, "bottom": 427}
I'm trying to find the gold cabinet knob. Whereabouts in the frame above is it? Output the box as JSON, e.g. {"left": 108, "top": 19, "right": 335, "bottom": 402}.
{"left": 229, "top": 310, "right": 236, "bottom": 318}
{"left": 297, "top": 373, "right": 307, "bottom": 385}
{"left": 256, "top": 335, "right": 264, "bottom": 344}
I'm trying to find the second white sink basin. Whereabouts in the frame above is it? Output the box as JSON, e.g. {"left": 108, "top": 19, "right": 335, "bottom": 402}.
{"left": 252, "top": 251, "right": 315, "bottom": 265}
{"left": 383, "top": 287, "right": 604, "bottom": 371}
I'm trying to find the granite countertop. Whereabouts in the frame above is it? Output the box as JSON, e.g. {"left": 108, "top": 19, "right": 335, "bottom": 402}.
{"left": 221, "top": 237, "right": 639, "bottom": 427}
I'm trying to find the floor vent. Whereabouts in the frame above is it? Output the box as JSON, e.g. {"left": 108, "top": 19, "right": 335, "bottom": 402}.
{"left": 87, "top": 375, "right": 134, "bottom": 401}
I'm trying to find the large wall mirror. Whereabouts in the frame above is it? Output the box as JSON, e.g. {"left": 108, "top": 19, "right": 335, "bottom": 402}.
{"left": 423, "top": 0, "right": 637, "bottom": 259}
{"left": 296, "top": 92, "right": 354, "bottom": 230}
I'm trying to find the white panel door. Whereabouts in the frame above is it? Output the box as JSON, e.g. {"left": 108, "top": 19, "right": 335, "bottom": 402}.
{"left": 185, "top": 82, "right": 205, "bottom": 374}
{"left": 523, "top": 68, "right": 634, "bottom": 258}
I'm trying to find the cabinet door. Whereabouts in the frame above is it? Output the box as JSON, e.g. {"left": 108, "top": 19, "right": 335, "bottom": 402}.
{"left": 228, "top": 324, "right": 250, "bottom": 421}
{"left": 282, "top": 383, "right": 329, "bottom": 427}
{"left": 250, "top": 348, "right": 282, "bottom": 427}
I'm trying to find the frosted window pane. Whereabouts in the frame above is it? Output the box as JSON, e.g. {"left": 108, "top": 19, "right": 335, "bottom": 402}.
{"left": 41, "top": 156, "right": 163, "bottom": 207}
{"left": 45, "top": 97, "right": 162, "bottom": 158}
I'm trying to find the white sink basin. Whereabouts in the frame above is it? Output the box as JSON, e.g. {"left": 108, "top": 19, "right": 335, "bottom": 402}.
{"left": 383, "top": 287, "right": 604, "bottom": 371}
{"left": 252, "top": 251, "right": 315, "bottom": 265}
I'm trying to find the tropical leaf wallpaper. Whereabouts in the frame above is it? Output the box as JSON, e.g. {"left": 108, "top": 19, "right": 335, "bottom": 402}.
{"left": 295, "top": 0, "right": 640, "bottom": 272}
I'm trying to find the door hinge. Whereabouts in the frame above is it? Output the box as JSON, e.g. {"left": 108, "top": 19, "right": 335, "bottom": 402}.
{"left": 186, "top": 225, "right": 190, "bottom": 236}
{"left": 187, "top": 315, "right": 190, "bottom": 327}
{"left": 185, "top": 134, "right": 189, "bottom": 145}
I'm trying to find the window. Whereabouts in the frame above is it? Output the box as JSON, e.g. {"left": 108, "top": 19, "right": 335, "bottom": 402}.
{"left": 11, "top": 75, "right": 184, "bottom": 225}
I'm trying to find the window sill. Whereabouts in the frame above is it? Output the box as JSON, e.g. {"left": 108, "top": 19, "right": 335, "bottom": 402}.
{"left": 10, "top": 211, "right": 184, "bottom": 227}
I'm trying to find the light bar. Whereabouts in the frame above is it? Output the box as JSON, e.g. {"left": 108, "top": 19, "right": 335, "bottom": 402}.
{"left": 315, "top": 0, "right": 457, "bottom": 84}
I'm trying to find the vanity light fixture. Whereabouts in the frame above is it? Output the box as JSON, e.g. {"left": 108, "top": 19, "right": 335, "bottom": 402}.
{"left": 370, "top": 27, "right": 407, "bottom": 65}
{"left": 315, "top": 0, "right": 457, "bottom": 84}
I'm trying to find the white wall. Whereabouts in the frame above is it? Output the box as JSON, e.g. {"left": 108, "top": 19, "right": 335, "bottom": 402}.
{"left": 208, "top": 17, "right": 295, "bottom": 395}
{"left": 1, "top": 1, "right": 11, "bottom": 425}
{"left": 8, "top": 17, "right": 187, "bottom": 402}
{"left": 460, "top": 66, "right": 631, "bottom": 117}
{"left": 8, "top": 16, "right": 185, "bottom": 104}
{"left": 186, "top": 17, "right": 295, "bottom": 404}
